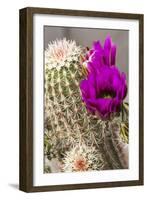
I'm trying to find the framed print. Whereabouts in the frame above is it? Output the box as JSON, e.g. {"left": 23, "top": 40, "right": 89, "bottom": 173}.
{"left": 19, "top": 7, "right": 144, "bottom": 192}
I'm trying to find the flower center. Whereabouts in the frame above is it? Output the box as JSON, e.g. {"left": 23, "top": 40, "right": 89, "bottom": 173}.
{"left": 103, "top": 93, "right": 112, "bottom": 99}
{"left": 73, "top": 157, "right": 88, "bottom": 171}
{"left": 52, "top": 47, "right": 66, "bottom": 62}
{"left": 100, "top": 90, "right": 116, "bottom": 99}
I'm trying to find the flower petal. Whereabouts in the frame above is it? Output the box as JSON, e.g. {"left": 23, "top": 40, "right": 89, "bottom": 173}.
{"left": 111, "top": 45, "right": 116, "bottom": 65}
{"left": 93, "top": 40, "right": 103, "bottom": 51}
{"left": 87, "top": 98, "right": 112, "bottom": 119}
{"left": 80, "top": 80, "right": 89, "bottom": 99}
{"left": 104, "top": 36, "right": 112, "bottom": 52}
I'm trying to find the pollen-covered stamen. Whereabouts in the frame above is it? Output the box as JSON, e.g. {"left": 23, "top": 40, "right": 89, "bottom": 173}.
{"left": 99, "top": 90, "right": 116, "bottom": 99}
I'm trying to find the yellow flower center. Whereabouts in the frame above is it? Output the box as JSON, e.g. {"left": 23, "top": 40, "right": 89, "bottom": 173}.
{"left": 103, "top": 94, "right": 112, "bottom": 99}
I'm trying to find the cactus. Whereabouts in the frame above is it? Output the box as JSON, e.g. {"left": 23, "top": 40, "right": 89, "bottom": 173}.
{"left": 44, "top": 38, "right": 129, "bottom": 173}
{"left": 62, "top": 143, "right": 104, "bottom": 172}
{"left": 102, "top": 118, "right": 129, "bottom": 169}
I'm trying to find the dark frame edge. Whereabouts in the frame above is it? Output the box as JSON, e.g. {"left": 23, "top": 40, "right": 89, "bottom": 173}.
{"left": 19, "top": 7, "right": 33, "bottom": 192}
{"left": 21, "top": 7, "right": 143, "bottom": 19}
{"left": 139, "top": 14, "right": 144, "bottom": 186}
{"left": 29, "top": 180, "right": 142, "bottom": 193}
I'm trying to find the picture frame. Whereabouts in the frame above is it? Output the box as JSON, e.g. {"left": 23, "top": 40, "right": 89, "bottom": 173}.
{"left": 19, "top": 7, "right": 144, "bottom": 192}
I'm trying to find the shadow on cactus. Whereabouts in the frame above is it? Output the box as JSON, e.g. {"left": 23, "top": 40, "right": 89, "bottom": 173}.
{"left": 44, "top": 37, "right": 129, "bottom": 173}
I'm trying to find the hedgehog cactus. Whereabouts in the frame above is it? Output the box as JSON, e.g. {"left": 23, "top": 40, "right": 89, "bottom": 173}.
{"left": 44, "top": 38, "right": 129, "bottom": 173}
{"left": 62, "top": 143, "right": 104, "bottom": 172}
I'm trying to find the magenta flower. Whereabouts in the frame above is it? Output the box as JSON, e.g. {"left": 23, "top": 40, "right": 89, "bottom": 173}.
{"left": 80, "top": 36, "right": 127, "bottom": 120}
{"left": 83, "top": 36, "right": 117, "bottom": 74}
